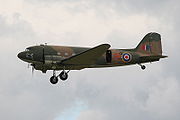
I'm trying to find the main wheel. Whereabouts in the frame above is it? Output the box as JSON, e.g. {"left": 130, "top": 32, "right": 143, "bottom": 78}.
{"left": 50, "top": 76, "right": 58, "bottom": 84}
{"left": 141, "top": 65, "right": 146, "bottom": 70}
{"left": 59, "top": 71, "right": 68, "bottom": 81}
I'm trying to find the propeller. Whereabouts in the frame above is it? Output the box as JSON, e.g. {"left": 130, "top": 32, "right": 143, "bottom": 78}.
{"left": 32, "top": 65, "right": 35, "bottom": 76}
{"left": 27, "top": 63, "right": 30, "bottom": 68}
{"left": 27, "top": 43, "right": 46, "bottom": 76}
{"left": 27, "top": 63, "right": 35, "bottom": 76}
{"left": 31, "top": 64, "right": 35, "bottom": 76}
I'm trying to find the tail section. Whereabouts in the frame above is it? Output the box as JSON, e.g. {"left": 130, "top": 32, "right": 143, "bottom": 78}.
{"left": 135, "top": 32, "right": 162, "bottom": 55}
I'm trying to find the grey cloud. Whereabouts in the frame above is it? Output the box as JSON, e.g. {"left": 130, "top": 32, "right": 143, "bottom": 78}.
{"left": 0, "top": 14, "right": 80, "bottom": 120}
{"left": 0, "top": 14, "right": 34, "bottom": 38}
{"left": 24, "top": 0, "right": 175, "bottom": 16}
{"left": 75, "top": 67, "right": 180, "bottom": 120}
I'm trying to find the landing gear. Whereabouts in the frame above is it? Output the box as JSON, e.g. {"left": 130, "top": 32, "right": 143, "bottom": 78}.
{"left": 50, "top": 76, "right": 58, "bottom": 84}
{"left": 59, "top": 71, "right": 68, "bottom": 81}
{"left": 141, "top": 65, "right": 146, "bottom": 70}
{"left": 138, "top": 63, "right": 146, "bottom": 70}
{"left": 49, "top": 69, "right": 70, "bottom": 84}
{"left": 50, "top": 70, "right": 58, "bottom": 84}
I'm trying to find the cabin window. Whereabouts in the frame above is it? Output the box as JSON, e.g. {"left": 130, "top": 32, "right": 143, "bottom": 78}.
{"left": 57, "top": 52, "right": 61, "bottom": 55}
{"left": 65, "top": 52, "right": 69, "bottom": 56}
{"left": 106, "top": 50, "right": 112, "bottom": 63}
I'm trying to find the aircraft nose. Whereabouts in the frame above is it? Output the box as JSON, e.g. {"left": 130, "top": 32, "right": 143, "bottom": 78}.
{"left": 17, "top": 52, "right": 25, "bottom": 60}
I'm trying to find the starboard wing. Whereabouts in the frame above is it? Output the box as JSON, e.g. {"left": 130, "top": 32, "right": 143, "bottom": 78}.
{"left": 61, "top": 44, "right": 111, "bottom": 65}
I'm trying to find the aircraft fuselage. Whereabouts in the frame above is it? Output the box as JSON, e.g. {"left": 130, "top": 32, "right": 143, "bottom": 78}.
{"left": 17, "top": 32, "right": 167, "bottom": 84}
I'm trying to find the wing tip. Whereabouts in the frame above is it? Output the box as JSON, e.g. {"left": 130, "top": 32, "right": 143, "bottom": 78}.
{"left": 102, "top": 43, "right": 111, "bottom": 48}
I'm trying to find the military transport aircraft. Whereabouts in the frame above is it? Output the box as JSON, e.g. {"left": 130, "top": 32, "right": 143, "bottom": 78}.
{"left": 18, "top": 32, "right": 167, "bottom": 84}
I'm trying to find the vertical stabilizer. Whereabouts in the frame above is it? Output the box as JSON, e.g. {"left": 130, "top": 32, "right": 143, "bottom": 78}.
{"left": 135, "top": 32, "right": 162, "bottom": 55}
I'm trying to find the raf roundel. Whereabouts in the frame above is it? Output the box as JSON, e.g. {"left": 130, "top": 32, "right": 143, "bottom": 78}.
{"left": 122, "top": 53, "right": 132, "bottom": 62}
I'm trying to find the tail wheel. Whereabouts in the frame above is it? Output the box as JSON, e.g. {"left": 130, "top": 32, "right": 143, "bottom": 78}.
{"left": 59, "top": 71, "right": 68, "bottom": 81}
{"left": 141, "top": 65, "right": 146, "bottom": 70}
{"left": 138, "top": 63, "right": 146, "bottom": 70}
{"left": 50, "top": 76, "right": 58, "bottom": 84}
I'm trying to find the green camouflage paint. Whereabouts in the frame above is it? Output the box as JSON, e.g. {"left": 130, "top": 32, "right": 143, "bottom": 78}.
{"left": 18, "top": 32, "right": 167, "bottom": 73}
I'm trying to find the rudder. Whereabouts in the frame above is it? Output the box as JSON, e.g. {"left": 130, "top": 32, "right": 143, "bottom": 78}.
{"left": 135, "top": 32, "right": 162, "bottom": 55}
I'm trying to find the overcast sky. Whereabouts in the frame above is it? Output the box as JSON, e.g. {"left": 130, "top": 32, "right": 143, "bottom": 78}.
{"left": 0, "top": 0, "right": 179, "bottom": 120}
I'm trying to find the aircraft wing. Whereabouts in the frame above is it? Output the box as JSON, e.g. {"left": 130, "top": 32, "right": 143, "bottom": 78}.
{"left": 61, "top": 44, "right": 111, "bottom": 65}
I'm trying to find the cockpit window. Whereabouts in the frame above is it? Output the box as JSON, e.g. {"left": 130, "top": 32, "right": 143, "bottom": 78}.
{"left": 25, "top": 48, "right": 30, "bottom": 52}
{"left": 26, "top": 53, "right": 33, "bottom": 59}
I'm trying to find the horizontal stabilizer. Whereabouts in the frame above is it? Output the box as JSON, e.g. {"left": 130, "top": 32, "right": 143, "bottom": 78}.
{"left": 139, "top": 55, "right": 168, "bottom": 63}
{"left": 140, "top": 55, "right": 168, "bottom": 59}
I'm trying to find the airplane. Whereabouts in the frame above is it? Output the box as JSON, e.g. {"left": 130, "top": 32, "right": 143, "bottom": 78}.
{"left": 17, "top": 32, "right": 167, "bottom": 84}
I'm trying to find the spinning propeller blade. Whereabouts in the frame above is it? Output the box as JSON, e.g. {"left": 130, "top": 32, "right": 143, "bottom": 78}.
{"left": 28, "top": 64, "right": 30, "bottom": 68}
{"left": 31, "top": 64, "right": 35, "bottom": 76}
